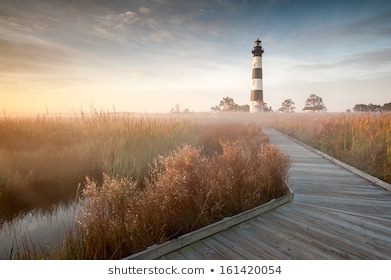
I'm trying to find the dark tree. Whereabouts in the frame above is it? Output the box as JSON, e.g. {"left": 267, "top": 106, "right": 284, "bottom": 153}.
{"left": 278, "top": 99, "right": 295, "bottom": 113}
{"left": 303, "top": 94, "right": 326, "bottom": 111}
{"left": 219, "top": 97, "right": 237, "bottom": 111}
{"left": 367, "top": 103, "right": 381, "bottom": 112}
{"left": 353, "top": 104, "right": 369, "bottom": 112}
{"left": 212, "top": 97, "right": 249, "bottom": 112}
{"left": 210, "top": 105, "right": 220, "bottom": 112}
{"left": 382, "top": 103, "right": 391, "bottom": 111}
{"left": 353, "top": 103, "right": 382, "bottom": 112}
{"left": 239, "top": 104, "right": 250, "bottom": 112}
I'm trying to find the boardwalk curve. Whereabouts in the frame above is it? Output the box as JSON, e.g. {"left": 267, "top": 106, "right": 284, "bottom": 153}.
{"left": 126, "top": 128, "right": 391, "bottom": 260}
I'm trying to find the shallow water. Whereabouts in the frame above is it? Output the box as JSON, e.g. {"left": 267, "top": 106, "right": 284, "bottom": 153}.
{"left": 0, "top": 203, "right": 80, "bottom": 259}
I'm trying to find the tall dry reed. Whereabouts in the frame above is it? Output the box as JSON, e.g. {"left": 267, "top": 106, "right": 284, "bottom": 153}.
{"left": 0, "top": 113, "right": 198, "bottom": 223}
{"left": 1, "top": 114, "right": 290, "bottom": 259}
{"left": 57, "top": 124, "right": 290, "bottom": 259}
{"left": 274, "top": 112, "right": 391, "bottom": 183}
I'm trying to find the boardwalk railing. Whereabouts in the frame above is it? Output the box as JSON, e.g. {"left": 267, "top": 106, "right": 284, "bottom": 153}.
{"left": 273, "top": 129, "right": 391, "bottom": 192}
{"left": 124, "top": 186, "right": 294, "bottom": 260}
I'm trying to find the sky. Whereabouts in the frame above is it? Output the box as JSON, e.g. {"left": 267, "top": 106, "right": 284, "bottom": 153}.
{"left": 1, "top": 0, "right": 391, "bottom": 114}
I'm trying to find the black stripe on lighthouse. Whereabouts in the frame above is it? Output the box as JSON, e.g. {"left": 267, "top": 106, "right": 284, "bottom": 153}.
{"left": 252, "top": 68, "right": 262, "bottom": 79}
{"left": 251, "top": 90, "right": 263, "bottom": 101}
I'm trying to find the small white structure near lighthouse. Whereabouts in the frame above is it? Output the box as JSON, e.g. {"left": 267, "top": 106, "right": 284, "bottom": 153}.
{"left": 250, "top": 39, "right": 264, "bottom": 113}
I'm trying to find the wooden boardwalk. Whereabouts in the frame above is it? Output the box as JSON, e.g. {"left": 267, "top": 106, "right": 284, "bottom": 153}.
{"left": 127, "top": 128, "right": 391, "bottom": 260}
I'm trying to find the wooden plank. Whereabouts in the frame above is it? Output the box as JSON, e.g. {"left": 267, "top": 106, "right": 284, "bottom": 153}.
{"left": 173, "top": 243, "right": 208, "bottom": 260}
{"left": 215, "top": 224, "right": 289, "bottom": 259}
{"left": 270, "top": 129, "right": 391, "bottom": 192}
{"left": 214, "top": 229, "right": 274, "bottom": 259}
{"left": 157, "top": 250, "right": 186, "bottom": 260}
{"left": 196, "top": 236, "right": 248, "bottom": 259}
{"left": 210, "top": 230, "right": 267, "bottom": 259}
{"left": 123, "top": 191, "right": 293, "bottom": 259}
{"left": 238, "top": 217, "right": 322, "bottom": 259}
{"left": 186, "top": 239, "right": 224, "bottom": 260}
{"left": 269, "top": 208, "right": 391, "bottom": 259}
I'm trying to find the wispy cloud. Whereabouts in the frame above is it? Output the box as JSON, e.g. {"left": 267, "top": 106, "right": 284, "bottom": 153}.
{"left": 293, "top": 10, "right": 391, "bottom": 55}
{"left": 333, "top": 11, "right": 391, "bottom": 40}
{"left": 295, "top": 48, "right": 391, "bottom": 72}
{"left": 0, "top": 39, "right": 71, "bottom": 73}
{"left": 0, "top": 0, "right": 78, "bottom": 33}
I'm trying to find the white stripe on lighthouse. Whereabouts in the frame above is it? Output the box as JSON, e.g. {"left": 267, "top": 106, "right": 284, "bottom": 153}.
{"left": 250, "top": 56, "right": 263, "bottom": 113}
{"left": 252, "top": 79, "right": 263, "bottom": 89}
{"left": 253, "top": 56, "right": 262, "bottom": 69}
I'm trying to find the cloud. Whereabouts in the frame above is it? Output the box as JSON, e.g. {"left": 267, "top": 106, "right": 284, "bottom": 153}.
{"left": 139, "top": 6, "right": 152, "bottom": 16}
{"left": 294, "top": 10, "right": 391, "bottom": 53}
{"left": 339, "top": 48, "right": 391, "bottom": 71}
{"left": 0, "top": 1, "right": 76, "bottom": 33}
{"left": 334, "top": 11, "right": 391, "bottom": 40}
{"left": 295, "top": 48, "right": 391, "bottom": 72}
{"left": 101, "top": 10, "right": 140, "bottom": 29}
{"left": 0, "top": 39, "right": 71, "bottom": 73}
{"left": 0, "top": 0, "right": 253, "bottom": 59}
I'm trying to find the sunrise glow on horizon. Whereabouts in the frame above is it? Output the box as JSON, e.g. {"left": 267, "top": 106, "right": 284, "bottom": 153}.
{"left": 1, "top": 0, "right": 391, "bottom": 114}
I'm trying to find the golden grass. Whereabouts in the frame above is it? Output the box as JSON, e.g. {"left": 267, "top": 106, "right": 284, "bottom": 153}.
{"left": 272, "top": 112, "right": 391, "bottom": 183}
{"left": 58, "top": 126, "right": 289, "bottom": 259}
{"left": 1, "top": 112, "right": 290, "bottom": 259}
{"left": 0, "top": 113, "right": 198, "bottom": 223}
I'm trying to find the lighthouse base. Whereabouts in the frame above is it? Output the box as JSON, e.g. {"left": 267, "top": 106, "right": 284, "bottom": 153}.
{"left": 250, "top": 101, "right": 264, "bottom": 113}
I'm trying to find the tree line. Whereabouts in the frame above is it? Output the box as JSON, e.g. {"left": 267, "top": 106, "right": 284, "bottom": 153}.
{"left": 211, "top": 94, "right": 327, "bottom": 113}
{"left": 173, "top": 95, "right": 390, "bottom": 114}
{"left": 352, "top": 103, "right": 391, "bottom": 112}
{"left": 211, "top": 95, "right": 390, "bottom": 113}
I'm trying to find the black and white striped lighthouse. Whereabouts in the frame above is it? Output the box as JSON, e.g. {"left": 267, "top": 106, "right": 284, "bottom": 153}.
{"left": 250, "top": 39, "right": 264, "bottom": 113}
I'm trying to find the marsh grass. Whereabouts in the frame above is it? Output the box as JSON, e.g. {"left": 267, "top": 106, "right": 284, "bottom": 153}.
{"left": 0, "top": 113, "right": 198, "bottom": 223}
{"left": 5, "top": 231, "right": 45, "bottom": 260}
{"left": 1, "top": 112, "right": 290, "bottom": 259}
{"left": 58, "top": 126, "right": 289, "bottom": 259}
{"left": 274, "top": 112, "right": 391, "bottom": 183}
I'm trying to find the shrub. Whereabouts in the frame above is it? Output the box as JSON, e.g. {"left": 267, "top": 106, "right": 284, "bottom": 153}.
{"left": 60, "top": 125, "right": 290, "bottom": 259}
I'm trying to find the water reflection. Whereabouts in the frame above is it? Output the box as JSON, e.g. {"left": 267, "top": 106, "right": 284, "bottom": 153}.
{"left": 0, "top": 202, "right": 80, "bottom": 259}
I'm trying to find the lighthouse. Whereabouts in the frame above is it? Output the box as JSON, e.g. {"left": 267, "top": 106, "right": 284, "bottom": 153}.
{"left": 250, "top": 39, "right": 264, "bottom": 113}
